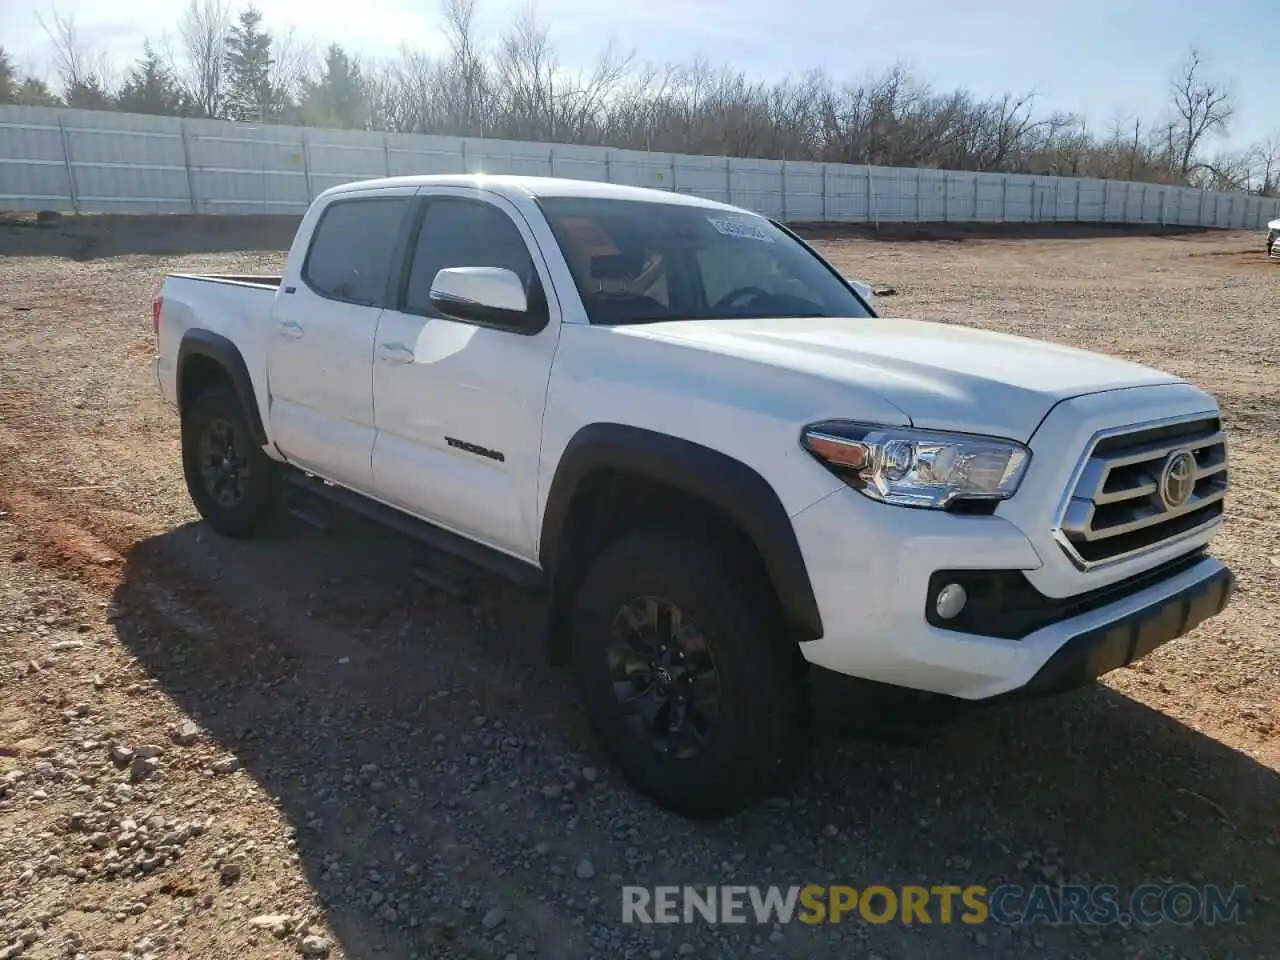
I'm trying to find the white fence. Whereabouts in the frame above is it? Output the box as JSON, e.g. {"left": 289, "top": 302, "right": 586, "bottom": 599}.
{"left": 1, "top": 104, "right": 1277, "bottom": 228}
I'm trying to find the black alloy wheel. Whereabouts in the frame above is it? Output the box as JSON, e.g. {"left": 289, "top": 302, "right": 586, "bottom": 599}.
{"left": 606, "top": 595, "right": 721, "bottom": 759}
{"left": 197, "top": 416, "right": 250, "bottom": 508}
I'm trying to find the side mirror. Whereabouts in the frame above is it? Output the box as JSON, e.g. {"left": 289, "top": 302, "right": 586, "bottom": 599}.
{"left": 846, "top": 278, "right": 875, "bottom": 307}
{"left": 429, "top": 267, "right": 533, "bottom": 330}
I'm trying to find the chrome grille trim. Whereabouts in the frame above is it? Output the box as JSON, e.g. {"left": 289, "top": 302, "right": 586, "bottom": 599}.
{"left": 1051, "top": 413, "right": 1228, "bottom": 571}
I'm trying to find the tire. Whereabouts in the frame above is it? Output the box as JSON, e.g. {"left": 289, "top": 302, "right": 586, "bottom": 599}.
{"left": 181, "top": 384, "right": 280, "bottom": 539}
{"left": 570, "top": 527, "right": 806, "bottom": 818}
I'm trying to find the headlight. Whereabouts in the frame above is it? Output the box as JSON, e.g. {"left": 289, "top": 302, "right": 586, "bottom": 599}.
{"left": 800, "top": 421, "right": 1031, "bottom": 509}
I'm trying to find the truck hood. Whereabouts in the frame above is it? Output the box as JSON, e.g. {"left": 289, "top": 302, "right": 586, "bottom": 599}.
{"left": 617, "top": 315, "right": 1185, "bottom": 441}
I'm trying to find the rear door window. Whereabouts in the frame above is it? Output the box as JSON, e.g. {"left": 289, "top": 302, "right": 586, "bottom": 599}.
{"left": 303, "top": 197, "right": 410, "bottom": 307}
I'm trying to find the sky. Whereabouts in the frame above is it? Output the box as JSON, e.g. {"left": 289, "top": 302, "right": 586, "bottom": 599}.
{"left": 2, "top": 0, "right": 1276, "bottom": 150}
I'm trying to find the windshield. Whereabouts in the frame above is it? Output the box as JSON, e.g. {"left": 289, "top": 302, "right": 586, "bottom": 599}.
{"left": 537, "top": 196, "right": 875, "bottom": 325}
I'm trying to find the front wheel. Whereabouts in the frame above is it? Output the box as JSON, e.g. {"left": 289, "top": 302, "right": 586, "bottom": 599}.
{"left": 570, "top": 528, "right": 806, "bottom": 818}
{"left": 181, "top": 385, "right": 281, "bottom": 538}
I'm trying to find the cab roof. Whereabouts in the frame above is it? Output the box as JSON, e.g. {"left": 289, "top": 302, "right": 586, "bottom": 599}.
{"left": 320, "top": 173, "right": 750, "bottom": 214}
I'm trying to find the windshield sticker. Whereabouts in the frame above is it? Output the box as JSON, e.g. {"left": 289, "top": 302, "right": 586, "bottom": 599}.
{"left": 706, "top": 216, "right": 775, "bottom": 243}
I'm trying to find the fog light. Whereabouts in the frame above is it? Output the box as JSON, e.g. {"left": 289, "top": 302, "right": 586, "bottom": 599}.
{"left": 935, "top": 583, "right": 968, "bottom": 620}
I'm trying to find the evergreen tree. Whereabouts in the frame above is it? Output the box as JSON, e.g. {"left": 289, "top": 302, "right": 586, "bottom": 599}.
{"left": 223, "top": 5, "right": 278, "bottom": 120}
{"left": 117, "top": 43, "right": 186, "bottom": 115}
{"left": 0, "top": 48, "right": 15, "bottom": 103}
{"left": 299, "top": 44, "right": 367, "bottom": 128}
{"left": 0, "top": 49, "right": 64, "bottom": 108}
{"left": 14, "top": 77, "right": 62, "bottom": 107}
{"left": 64, "top": 74, "right": 114, "bottom": 110}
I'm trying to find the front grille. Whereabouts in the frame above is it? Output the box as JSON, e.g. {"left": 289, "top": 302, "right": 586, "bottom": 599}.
{"left": 1055, "top": 416, "right": 1228, "bottom": 569}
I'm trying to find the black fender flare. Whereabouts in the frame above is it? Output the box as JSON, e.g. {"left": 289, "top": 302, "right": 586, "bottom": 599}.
{"left": 176, "top": 329, "right": 268, "bottom": 445}
{"left": 539, "top": 423, "right": 824, "bottom": 642}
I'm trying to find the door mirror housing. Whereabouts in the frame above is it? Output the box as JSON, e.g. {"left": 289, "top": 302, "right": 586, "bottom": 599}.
{"left": 846, "top": 277, "right": 875, "bottom": 308}
{"left": 429, "top": 267, "right": 534, "bottom": 330}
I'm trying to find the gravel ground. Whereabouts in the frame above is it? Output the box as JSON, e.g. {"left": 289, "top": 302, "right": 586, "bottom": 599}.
{"left": 0, "top": 222, "right": 1277, "bottom": 960}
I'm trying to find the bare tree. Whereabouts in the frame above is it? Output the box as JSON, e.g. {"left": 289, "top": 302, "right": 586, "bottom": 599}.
{"left": 268, "top": 23, "right": 312, "bottom": 114}
{"left": 1247, "top": 132, "right": 1280, "bottom": 196}
{"left": 552, "top": 38, "right": 636, "bottom": 144}
{"left": 439, "top": 0, "right": 489, "bottom": 135}
{"left": 982, "top": 92, "right": 1040, "bottom": 170}
{"left": 1124, "top": 115, "right": 1144, "bottom": 181}
{"left": 371, "top": 45, "right": 438, "bottom": 134}
{"left": 1191, "top": 150, "right": 1251, "bottom": 191}
{"left": 1169, "top": 48, "right": 1233, "bottom": 179}
{"left": 361, "top": 58, "right": 401, "bottom": 132}
{"left": 173, "top": 0, "right": 232, "bottom": 118}
{"left": 490, "top": 3, "right": 560, "bottom": 141}
{"left": 36, "top": 4, "right": 114, "bottom": 103}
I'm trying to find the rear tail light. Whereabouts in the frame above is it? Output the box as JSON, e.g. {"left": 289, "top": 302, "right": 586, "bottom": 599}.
{"left": 152, "top": 294, "right": 162, "bottom": 338}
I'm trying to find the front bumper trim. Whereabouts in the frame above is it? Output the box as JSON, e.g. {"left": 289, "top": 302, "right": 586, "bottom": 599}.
{"left": 1015, "top": 562, "right": 1234, "bottom": 697}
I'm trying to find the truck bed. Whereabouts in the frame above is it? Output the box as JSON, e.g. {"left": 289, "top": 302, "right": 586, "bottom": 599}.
{"left": 154, "top": 273, "right": 282, "bottom": 414}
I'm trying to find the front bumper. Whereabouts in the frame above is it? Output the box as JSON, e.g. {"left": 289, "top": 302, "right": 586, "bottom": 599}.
{"left": 789, "top": 485, "right": 1234, "bottom": 701}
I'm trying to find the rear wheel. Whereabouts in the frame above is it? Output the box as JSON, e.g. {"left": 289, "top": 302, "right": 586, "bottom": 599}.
{"left": 570, "top": 528, "right": 805, "bottom": 818}
{"left": 181, "top": 385, "right": 280, "bottom": 538}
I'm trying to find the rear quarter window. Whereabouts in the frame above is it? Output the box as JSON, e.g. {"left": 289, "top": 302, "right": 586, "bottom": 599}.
{"left": 302, "top": 197, "right": 410, "bottom": 306}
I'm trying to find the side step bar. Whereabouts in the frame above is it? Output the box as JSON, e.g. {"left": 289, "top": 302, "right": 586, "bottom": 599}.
{"left": 283, "top": 469, "right": 547, "bottom": 591}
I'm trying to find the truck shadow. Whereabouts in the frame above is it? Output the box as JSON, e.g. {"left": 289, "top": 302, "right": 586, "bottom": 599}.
{"left": 108, "top": 503, "right": 1279, "bottom": 959}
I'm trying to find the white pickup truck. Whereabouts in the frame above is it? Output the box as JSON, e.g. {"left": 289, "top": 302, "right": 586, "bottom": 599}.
{"left": 153, "top": 174, "right": 1235, "bottom": 817}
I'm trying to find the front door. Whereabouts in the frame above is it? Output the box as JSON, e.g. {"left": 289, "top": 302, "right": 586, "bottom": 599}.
{"left": 370, "top": 190, "right": 563, "bottom": 561}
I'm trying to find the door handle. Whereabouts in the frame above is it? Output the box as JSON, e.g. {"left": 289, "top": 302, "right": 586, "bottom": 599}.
{"left": 378, "top": 342, "right": 415, "bottom": 365}
{"left": 278, "top": 320, "right": 305, "bottom": 339}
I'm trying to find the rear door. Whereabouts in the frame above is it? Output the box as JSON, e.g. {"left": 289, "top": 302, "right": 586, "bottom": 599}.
{"left": 370, "top": 188, "right": 563, "bottom": 560}
{"left": 267, "top": 188, "right": 415, "bottom": 491}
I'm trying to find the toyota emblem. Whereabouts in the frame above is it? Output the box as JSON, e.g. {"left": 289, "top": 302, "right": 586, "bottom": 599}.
{"left": 1159, "top": 449, "right": 1197, "bottom": 511}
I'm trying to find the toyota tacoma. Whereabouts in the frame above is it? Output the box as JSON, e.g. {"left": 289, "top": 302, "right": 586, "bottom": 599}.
{"left": 152, "top": 174, "right": 1235, "bottom": 817}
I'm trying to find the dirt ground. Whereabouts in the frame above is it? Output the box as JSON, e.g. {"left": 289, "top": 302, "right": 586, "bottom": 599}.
{"left": 0, "top": 222, "right": 1277, "bottom": 960}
